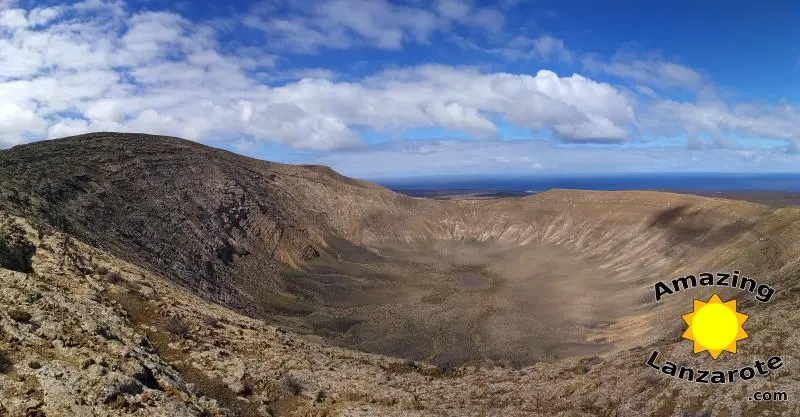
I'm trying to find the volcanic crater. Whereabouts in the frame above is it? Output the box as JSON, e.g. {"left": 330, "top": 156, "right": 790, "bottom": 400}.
{"left": 0, "top": 132, "right": 780, "bottom": 368}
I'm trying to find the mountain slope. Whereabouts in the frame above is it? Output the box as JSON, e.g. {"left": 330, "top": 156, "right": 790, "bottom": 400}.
{"left": 0, "top": 132, "right": 393, "bottom": 316}
{"left": 2, "top": 132, "right": 799, "bottom": 368}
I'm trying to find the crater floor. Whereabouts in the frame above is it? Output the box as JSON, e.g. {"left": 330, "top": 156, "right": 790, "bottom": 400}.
{"left": 280, "top": 239, "right": 664, "bottom": 367}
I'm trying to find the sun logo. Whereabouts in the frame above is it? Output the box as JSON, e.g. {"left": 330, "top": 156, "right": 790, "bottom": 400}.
{"left": 682, "top": 294, "right": 749, "bottom": 359}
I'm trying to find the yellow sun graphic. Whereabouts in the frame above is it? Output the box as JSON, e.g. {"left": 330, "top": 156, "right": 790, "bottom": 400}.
{"left": 682, "top": 293, "right": 749, "bottom": 359}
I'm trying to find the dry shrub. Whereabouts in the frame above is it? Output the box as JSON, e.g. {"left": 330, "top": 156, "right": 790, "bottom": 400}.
{"left": 281, "top": 375, "right": 303, "bottom": 395}
{"left": 105, "top": 270, "right": 123, "bottom": 285}
{"left": 201, "top": 314, "right": 221, "bottom": 329}
{"left": 160, "top": 316, "right": 190, "bottom": 339}
{"left": 0, "top": 350, "right": 12, "bottom": 373}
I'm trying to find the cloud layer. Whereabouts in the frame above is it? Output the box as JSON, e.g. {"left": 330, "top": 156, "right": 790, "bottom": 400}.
{"left": 0, "top": 0, "right": 798, "bottom": 168}
{"left": 0, "top": 1, "right": 634, "bottom": 149}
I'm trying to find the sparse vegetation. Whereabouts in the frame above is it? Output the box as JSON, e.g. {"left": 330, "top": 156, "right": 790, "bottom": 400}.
{"left": 315, "top": 390, "right": 326, "bottom": 402}
{"left": 95, "top": 324, "right": 118, "bottom": 340}
{"left": 201, "top": 314, "right": 221, "bottom": 329}
{"left": 0, "top": 232, "right": 36, "bottom": 273}
{"left": 281, "top": 374, "right": 303, "bottom": 395}
{"left": 113, "top": 394, "right": 128, "bottom": 410}
{"left": 105, "top": 270, "right": 123, "bottom": 285}
{"left": 8, "top": 309, "right": 31, "bottom": 322}
{"left": 0, "top": 350, "right": 12, "bottom": 373}
{"left": 163, "top": 385, "right": 184, "bottom": 399}
{"left": 160, "top": 316, "right": 190, "bottom": 339}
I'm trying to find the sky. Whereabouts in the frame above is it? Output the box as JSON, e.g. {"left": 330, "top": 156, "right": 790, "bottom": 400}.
{"left": 1, "top": 0, "right": 800, "bottom": 178}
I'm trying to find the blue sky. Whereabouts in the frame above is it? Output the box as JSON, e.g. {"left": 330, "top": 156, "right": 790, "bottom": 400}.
{"left": 2, "top": 0, "right": 800, "bottom": 178}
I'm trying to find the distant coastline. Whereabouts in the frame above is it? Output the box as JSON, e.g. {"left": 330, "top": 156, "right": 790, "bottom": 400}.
{"left": 375, "top": 173, "right": 800, "bottom": 206}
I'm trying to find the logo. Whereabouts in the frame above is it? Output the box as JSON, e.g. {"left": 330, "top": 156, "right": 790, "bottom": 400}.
{"left": 646, "top": 270, "right": 784, "bottom": 384}
{"left": 681, "top": 293, "right": 748, "bottom": 359}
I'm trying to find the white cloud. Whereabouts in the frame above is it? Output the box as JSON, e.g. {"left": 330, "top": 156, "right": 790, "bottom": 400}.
{"left": 0, "top": 101, "right": 47, "bottom": 141}
{"left": 0, "top": 0, "right": 639, "bottom": 150}
{"left": 635, "top": 84, "right": 658, "bottom": 98}
{"left": 0, "top": 9, "right": 29, "bottom": 29}
{"left": 72, "top": 0, "right": 126, "bottom": 16}
{"left": 243, "top": 0, "right": 437, "bottom": 52}
{"left": 583, "top": 51, "right": 704, "bottom": 90}
{"left": 47, "top": 118, "right": 91, "bottom": 140}
{"left": 475, "top": 35, "right": 698, "bottom": 90}
{"left": 290, "top": 68, "right": 337, "bottom": 80}
{"left": 435, "top": 0, "right": 472, "bottom": 20}
{"left": 0, "top": 6, "right": 65, "bottom": 29}
{"left": 0, "top": 0, "right": 799, "bottom": 156}
{"left": 461, "top": 34, "right": 573, "bottom": 63}
{"left": 121, "top": 12, "right": 190, "bottom": 61}
{"left": 531, "top": 35, "right": 572, "bottom": 62}
{"left": 27, "top": 7, "right": 64, "bottom": 27}
{"left": 294, "top": 66, "right": 636, "bottom": 142}
{"left": 646, "top": 99, "right": 800, "bottom": 145}
{"left": 467, "top": 7, "right": 504, "bottom": 33}
{"left": 244, "top": 0, "right": 505, "bottom": 52}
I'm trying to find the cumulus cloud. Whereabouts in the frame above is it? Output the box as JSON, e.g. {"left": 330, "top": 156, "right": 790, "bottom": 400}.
{"left": 316, "top": 65, "right": 635, "bottom": 142}
{"left": 529, "top": 38, "right": 800, "bottom": 148}
{"left": 0, "top": 6, "right": 63, "bottom": 29}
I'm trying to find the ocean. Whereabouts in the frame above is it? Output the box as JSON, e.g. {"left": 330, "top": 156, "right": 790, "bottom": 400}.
{"left": 375, "top": 173, "right": 800, "bottom": 193}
